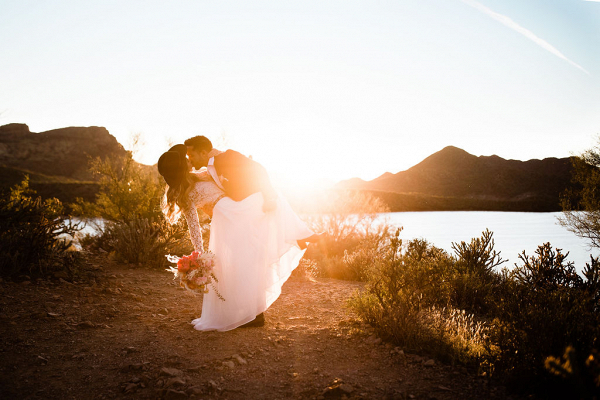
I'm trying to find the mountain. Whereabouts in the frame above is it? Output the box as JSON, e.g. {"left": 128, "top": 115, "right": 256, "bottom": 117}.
{"left": 0, "top": 123, "right": 128, "bottom": 180}
{"left": 0, "top": 123, "right": 130, "bottom": 203}
{"left": 337, "top": 146, "right": 576, "bottom": 212}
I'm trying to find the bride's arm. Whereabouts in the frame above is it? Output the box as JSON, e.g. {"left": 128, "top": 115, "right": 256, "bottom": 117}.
{"left": 181, "top": 202, "right": 204, "bottom": 252}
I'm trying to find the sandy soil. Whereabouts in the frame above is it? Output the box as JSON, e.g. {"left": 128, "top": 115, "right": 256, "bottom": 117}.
{"left": 0, "top": 253, "right": 516, "bottom": 399}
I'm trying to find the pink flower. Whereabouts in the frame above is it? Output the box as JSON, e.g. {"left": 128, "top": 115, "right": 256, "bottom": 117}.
{"left": 195, "top": 276, "right": 208, "bottom": 285}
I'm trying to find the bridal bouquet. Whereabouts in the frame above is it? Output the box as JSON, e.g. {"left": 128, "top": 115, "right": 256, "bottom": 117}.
{"left": 166, "top": 251, "right": 224, "bottom": 300}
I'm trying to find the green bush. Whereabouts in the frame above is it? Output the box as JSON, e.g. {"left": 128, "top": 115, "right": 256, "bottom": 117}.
{"left": 72, "top": 152, "right": 163, "bottom": 222}
{"left": 98, "top": 218, "right": 195, "bottom": 268}
{"left": 72, "top": 153, "right": 198, "bottom": 267}
{"left": 490, "top": 244, "right": 600, "bottom": 395}
{"left": 349, "top": 229, "right": 495, "bottom": 366}
{"left": 0, "top": 177, "right": 81, "bottom": 279}
{"left": 449, "top": 229, "right": 507, "bottom": 315}
{"left": 348, "top": 222, "right": 600, "bottom": 397}
{"left": 304, "top": 190, "right": 391, "bottom": 280}
{"left": 348, "top": 230, "right": 419, "bottom": 343}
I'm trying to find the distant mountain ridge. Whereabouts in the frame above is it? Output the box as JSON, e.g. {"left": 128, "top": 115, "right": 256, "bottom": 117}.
{"left": 337, "top": 146, "right": 575, "bottom": 212}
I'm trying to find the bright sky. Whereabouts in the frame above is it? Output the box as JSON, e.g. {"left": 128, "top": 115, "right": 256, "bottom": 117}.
{"left": 1, "top": 0, "right": 599, "bottom": 190}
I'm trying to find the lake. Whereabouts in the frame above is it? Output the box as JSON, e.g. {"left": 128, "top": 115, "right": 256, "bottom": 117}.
{"left": 382, "top": 211, "right": 599, "bottom": 272}
{"left": 71, "top": 212, "right": 599, "bottom": 272}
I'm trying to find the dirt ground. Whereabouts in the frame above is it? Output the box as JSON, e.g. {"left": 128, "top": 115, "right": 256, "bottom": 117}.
{"left": 0, "top": 252, "right": 516, "bottom": 400}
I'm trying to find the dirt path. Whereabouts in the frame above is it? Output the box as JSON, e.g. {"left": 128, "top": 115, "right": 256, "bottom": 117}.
{"left": 0, "top": 254, "right": 513, "bottom": 399}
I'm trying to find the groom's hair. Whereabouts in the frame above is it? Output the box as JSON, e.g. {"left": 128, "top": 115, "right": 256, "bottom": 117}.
{"left": 184, "top": 136, "right": 212, "bottom": 153}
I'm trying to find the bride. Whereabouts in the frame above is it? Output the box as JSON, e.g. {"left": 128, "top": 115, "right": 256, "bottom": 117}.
{"left": 158, "top": 144, "right": 319, "bottom": 331}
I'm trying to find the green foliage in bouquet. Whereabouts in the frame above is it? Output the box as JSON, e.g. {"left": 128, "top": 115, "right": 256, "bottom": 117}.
{"left": 0, "top": 177, "right": 81, "bottom": 279}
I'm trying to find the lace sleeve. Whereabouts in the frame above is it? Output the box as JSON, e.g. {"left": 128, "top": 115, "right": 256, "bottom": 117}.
{"left": 181, "top": 202, "right": 204, "bottom": 252}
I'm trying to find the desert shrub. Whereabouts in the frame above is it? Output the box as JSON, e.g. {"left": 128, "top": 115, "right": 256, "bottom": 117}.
{"left": 349, "top": 223, "right": 600, "bottom": 397}
{"left": 348, "top": 231, "right": 427, "bottom": 347}
{"left": 304, "top": 189, "right": 391, "bottom": 279}
{"left": 349, "top": 229, "right": 494, "bottom": 366}
{"left": 490, "top": 244, "right": 600, "bottom": 395}
{"left": 419, "top": 306, "right": 494, "bottom": 369}
{"left": 545, "top": 345, "right": 600, "bottom": 400}
{"left": 72, "top": 153, "right": 198, "bottom": 267}
{"left": 559, "top": 139, "right": 600, "bottom": 249}
{"left": 72, "top": 152, "right": 163, "bottom": 222}
{"left": 449, "top": 229, "right": 507, "bottom": 315}
{"left": 98, "top": 218, "right": 195, "bottom": 268}
{"left": 0, "top": 177, "right": 81, "bottom": 279}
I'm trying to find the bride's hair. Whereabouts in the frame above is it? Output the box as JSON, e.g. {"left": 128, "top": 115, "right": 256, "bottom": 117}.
{"left": 158, "top": 144, "right": 200, "bottom": 224}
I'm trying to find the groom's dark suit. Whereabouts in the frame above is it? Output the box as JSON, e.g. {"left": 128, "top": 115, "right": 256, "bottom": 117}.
{"left": 211, "top": 150, "right": 276, "bottom": 202}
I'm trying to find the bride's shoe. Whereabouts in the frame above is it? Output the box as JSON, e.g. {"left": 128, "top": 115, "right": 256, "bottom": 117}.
{"left": 240, "top": 313, "right": 265, "bottom": 328}
{"left": 297, "top": 232, "right": 326, "bottom": 250}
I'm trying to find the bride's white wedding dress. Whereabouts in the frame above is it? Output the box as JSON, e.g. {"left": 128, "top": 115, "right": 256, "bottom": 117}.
{"left": 181, "top": 171, "right": 313, "bottom": 331}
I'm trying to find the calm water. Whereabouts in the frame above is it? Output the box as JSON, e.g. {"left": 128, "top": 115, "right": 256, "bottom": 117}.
{"left": 382, "top": 211, "right": 599, "bottom": 271}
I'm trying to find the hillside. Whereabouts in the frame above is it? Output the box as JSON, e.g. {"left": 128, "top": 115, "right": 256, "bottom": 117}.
{"left": 337, "top": 146, "right": 575, "bottom": 212}
{"left": 0, "top": 123, "right": 132, "bottom": 203}
{"left": 0, "top": 123, "right": 128, "bottom": 180}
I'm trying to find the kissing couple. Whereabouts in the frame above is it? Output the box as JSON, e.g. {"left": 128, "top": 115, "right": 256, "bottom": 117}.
{"left": 157, "top": 136, "right": 322, "bottom": 331}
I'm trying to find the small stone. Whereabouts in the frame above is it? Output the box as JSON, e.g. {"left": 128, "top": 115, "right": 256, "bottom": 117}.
{"left": 124, "top": 363, "right": 144, "bottom": 371}
{"left": 207, "top": 380, "right": 220, "bottom": 393}
{"left": 187, "top": 386, "right": 204, "bottom": 395}
{"left": 163, "top": 389, "right": 188, "bottom": 400}
{"left": 161, "top": 367, "right": 184, "bottom": 377}
{"left": 208, "top": 379, "right": 219, "bottom": 388}
{"left": 339, "top": 384, "right": 354, "bottom": 394}
{"left": 233, "top": 355, "right": 247, "bottom": 365}
{"left": 165, "top": 377, "right": 186, "bottom": 388}
{"left": 222, "top": 361, "right": 235, "bottom": 369}
{"left": 77, "top": 321, "right": 96, "bottom": 329}
{"left": 424, "top": 359, "right": 435, "bottom": 367}
{"left": 123, "top": 383, "right": 138, "bottom": 393}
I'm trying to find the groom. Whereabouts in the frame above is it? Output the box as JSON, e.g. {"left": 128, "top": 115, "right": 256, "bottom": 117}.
{"left": 184, "top": 135, "right": 278, "bottom": 213}
{"left": 185, "top": 135, "right": 278, "bottom": 328}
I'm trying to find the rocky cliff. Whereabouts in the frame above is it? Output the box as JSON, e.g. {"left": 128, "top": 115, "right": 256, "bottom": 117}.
{"left": 0, "top": 123, "right": 131, "bottom": 204}
{"left": 0, "top": 123, "right": 128, "bottom": 181}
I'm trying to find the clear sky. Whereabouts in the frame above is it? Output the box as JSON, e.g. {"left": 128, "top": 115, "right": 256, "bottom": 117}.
{"left": 1, "top": 0, "right": 599, "bottom": 190}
